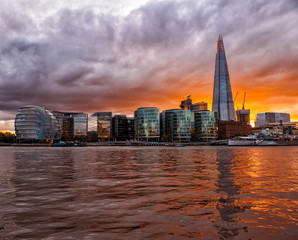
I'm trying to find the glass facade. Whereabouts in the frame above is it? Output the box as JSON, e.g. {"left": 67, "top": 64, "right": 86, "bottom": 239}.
{"left": 212, "top": 35, "right": 236, "bottom": 121}
{"left": 111, "top": 116, "right": 134, "bottom": 141}
{"left": 164, "top": 109, "right": 191, "bottom": 143}
{"left": 112, "top": 115, "right": 129, "bottom": 141}
{"left": 88, "top": 112, "right": 112, "bottom": 142}
{"left": 15, "top": 105, "right": 59, "bottom": 141}
{"left": 134, "top": 107, "right": 160, "bottom": 141}
{"left": 87, "top": 114, "right": 97, "bottom": 141}
{"left": 62, "top": 116, "right": 74, "bottom": 140}
{"left": 53, "top": 111, "right": 87, "bottom": 140}
{"left": 195, "top": 111, "right": 218, "bottom": 142}
{"left": 73, "top": 114, "right": 88, "bottom": 136}
{"left": 127, "top": 117, "right": 135, "bottom": 140}
{"left": 52, "top": 112, "right": 64, "bottom": 139}
{"left": 96, "top": 112, "right": 112, "bottom": 142}
{"left": 88, "top": 114, "right": 97, "bottom": 132}
{"left": 160, "top": 111, "right": 166, "bottom": 139}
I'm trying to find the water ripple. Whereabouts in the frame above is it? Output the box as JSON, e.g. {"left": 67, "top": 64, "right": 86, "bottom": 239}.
{"left": 0, "top": 146, "right": 297, "bottom": 239}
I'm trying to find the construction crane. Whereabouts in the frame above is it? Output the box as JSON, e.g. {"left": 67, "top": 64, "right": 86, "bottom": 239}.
{"left": 234, "top": 91, "right": 238, "bottom": 103}
{"left": 234, "top": 91, "right": 239, "bottom": 110}
{"left": 242, "top": 92, "right": 246, "bottom": 110}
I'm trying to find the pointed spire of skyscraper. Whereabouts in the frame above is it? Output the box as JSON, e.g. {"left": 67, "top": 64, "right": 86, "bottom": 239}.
{"left": 217, "top": 34, "right": 225, "bottom": 54}
{"left": 212, "top": 35, "right": 236, "bottom": 121}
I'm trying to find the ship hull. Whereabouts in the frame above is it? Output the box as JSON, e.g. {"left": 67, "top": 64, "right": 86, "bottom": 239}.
{"left": 228, "top": 140, "right": 256, "bottom": 146}
{"left": 229, "top": 139, "right": 298, "bottom": 146}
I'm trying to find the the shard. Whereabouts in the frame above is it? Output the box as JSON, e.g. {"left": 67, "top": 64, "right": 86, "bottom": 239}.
{"left": 212, "top": 35, "right": 236, "bottom": 121}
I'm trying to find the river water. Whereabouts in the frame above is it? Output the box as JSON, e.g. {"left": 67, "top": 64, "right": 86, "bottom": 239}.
{"left": 0, "top": 146, "right": 297, "bottom": 240}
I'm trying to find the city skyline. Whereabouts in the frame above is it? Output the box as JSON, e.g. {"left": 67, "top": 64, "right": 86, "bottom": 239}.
{"left": 1, "top": 0, "right": 298, "bottom": 130}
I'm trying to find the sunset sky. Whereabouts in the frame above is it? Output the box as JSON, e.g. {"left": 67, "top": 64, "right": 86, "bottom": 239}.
{"left": 0, "top": 0, "right": 298, "bottom": 130}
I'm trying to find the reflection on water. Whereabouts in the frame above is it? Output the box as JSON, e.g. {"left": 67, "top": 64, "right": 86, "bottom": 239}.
{"left": 215, "top": 149, "right": 250, "bottom": 239}
{"left": 0, "top": 146, "right": 297, "bottom": 239}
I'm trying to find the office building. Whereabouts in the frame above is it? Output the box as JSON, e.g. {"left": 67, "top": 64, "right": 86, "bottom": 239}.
{"left": 256, "top": 112, "right": 290, "bottom": 127}
{"left": 192, "top": 101, "right": 208, "bottom": 111}
{"left": 127, "top": 117, "right": 135, "bottom": 140}
{"left": 111, "top": 115, "right": 135, "bottom": 141}
{"left": 180, "top": 96, "right": 208, "bottom": 112}
{"left": 163, "top": 109, "right": 192, "bottom": 143}
{"left": 53, "top": 111, "right": 88, "bottom": 140}
{"left": 88, "top": 113, "right": 98, "bottom": 132}
{"left": 194, "top": 111, "right": 218, "bottom": 142}
{"left": 180, "top": 95, "right": 192, "bottom": 110}
{"left": 252, "top": 121, "right": 298, "bottom": 135}
{"left": 236, "top": 92, "right": 250, "bottom": 124}
{"left": 73, "top": 113, "right": 88, "bottom": 137}
{"left": 87, "top": 114, "right": 98, "bottom": 141}
{"left": 61, "top": 116, "right": 74, "bottom": 140}
{"left": 212, "top": 35, "right": 236, "bottom": 121}
{"left": 112, "top": 115, "right": 129, "bottom": 141}
{"left": 134, "top": 107, "right": 160, "bottom": 141}
{"left": 160, "top": 111, "right": 166, "bottom": 139}
{"left": 218, "top": 121, "right": 252, "bottom": 139}
{"left": 89, "top": 112, "right": 112, "bottom": 142}
{"left": 15, "top": 105, "right": 59, "bottom": 142}
{"left": 236, "top": 109, "right": 250, "bottom": 124}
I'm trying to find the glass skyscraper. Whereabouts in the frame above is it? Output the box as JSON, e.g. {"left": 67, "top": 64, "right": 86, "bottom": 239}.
{"left": 15, "top": 105, "right": 59, "bottom": 142}
{"left": 134, "top": 107, "right": 160, "bottom": 142}
{"left": 212, "top": 35, "right": 236, "bottom": 121}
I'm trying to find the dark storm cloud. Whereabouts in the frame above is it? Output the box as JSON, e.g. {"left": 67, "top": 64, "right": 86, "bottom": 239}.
{"left": 0, "top": 0, "right": 297, "bottom": 124}
{"left": 54, "top": 65, "right": 95, "bottom": 86}
{"left": 120, "top": 1, "right": 207, "bottom": 48}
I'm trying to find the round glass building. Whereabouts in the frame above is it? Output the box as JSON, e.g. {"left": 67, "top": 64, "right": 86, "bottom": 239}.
{"left": 15, "top": 105, "right": 59, "bottom": 142}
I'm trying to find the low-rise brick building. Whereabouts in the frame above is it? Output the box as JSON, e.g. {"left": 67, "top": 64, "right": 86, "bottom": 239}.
{"left": 218, "top": 121, "right": 252, "bottom": 140}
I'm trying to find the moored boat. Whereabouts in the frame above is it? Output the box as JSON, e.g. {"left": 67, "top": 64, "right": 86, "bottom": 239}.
{"left": 255, "top": 139, "right": 278, "bottom": 146}
{"left": 52, "top": 141, "right": 86, "bottom": 147}
{"left": 228, "top": 134, "right": 298, "bottom": 146}
{"left": 228, "top": 136, "right": 257, "bottom": 146}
